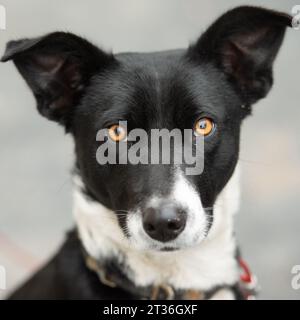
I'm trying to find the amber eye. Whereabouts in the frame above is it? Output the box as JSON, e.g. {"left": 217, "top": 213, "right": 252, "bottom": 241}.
{"left": 108, "top": 124, "right": 127, "bottom": 142}
{"left": 194, "top": 118, "right": 215, "bottom": 136}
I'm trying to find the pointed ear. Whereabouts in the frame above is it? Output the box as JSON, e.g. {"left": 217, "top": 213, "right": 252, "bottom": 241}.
{"left": 187, "top": 6, "right": 292, "bottom": 105}
{"left": 1, "top": 32, "right": 116, "bottom": 126}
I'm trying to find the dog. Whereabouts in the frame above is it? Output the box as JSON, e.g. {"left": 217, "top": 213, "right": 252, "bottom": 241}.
{"left": 1, "top": 6, "right": 292, "bottom": 300}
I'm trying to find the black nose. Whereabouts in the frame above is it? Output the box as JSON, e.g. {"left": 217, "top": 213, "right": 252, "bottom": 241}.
{"left": 142, "top": 203, "right": 187, "bottom": 242}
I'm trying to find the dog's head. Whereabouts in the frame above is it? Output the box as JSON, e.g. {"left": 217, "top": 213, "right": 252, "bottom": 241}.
{"left": 2, "top": 7, "right": 291, "bottom": 252}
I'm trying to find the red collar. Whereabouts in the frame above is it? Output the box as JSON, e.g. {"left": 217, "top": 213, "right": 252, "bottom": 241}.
{"left": 238, "top": 258, "right": 259, "bottom": 299}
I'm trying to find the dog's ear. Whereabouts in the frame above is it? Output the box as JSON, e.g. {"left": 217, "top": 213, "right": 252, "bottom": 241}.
{"left": 1, "top": 32, "right": 116, "bottom": 126}
{"left": 187, "top": 6, "right": 292, "bottom": 105}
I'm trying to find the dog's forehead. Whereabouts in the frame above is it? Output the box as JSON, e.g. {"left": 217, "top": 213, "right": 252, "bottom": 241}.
{"left": 82, "top": 49, "right": 238, "bottom": 130}
{"left": 114, "top": 50, "right": 189, "bottom": 96}
{"left": 116, "top": 50, "right": 237, "bottom": 106}
{"left": 83, "top": 51, "right": 183, "bottom": 123}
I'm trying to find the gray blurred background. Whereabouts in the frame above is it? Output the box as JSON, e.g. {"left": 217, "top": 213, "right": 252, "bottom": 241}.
{"left": 0, "top": 0, "right": 299, "bottom": 299}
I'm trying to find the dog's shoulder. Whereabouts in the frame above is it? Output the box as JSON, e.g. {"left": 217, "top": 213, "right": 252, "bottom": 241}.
{"left": 8, "top": 230, "right": 130, "bottom": 300}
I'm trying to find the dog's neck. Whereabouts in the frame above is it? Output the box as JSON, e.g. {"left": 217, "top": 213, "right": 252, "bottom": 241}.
{"left": 73, "top": 165, "right": 240, "bottom": 292}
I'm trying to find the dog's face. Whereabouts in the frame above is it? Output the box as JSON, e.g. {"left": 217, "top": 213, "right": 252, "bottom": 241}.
{"left": 72, "top": 55, "right": 244, "bottom": 251}
{"left": 2, "top": 6, "right": 291, "bottom": 251}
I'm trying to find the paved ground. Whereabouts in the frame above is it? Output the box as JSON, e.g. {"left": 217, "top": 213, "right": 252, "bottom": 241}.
{"left": 0, "top": 0, "right": 299, "bottom": 299}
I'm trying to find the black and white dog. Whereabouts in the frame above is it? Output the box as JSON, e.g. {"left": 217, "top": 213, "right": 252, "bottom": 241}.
{"left": 2, "top": 6, "right": 292, "bottom": 299}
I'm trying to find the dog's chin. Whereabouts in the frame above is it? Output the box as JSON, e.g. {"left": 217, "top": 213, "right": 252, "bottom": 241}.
{"left": 159, "top": 247, "right": 179, "bottom": 252}
{"left": 127, "top": 231, "right": 207, "bottom": 253}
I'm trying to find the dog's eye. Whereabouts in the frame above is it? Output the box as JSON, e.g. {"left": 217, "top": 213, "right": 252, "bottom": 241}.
{"left": 108, "top": 124, "right": 127, "bottom": 142}
{"left": 194, "top": 118, "right": 215, "bottom": 137}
